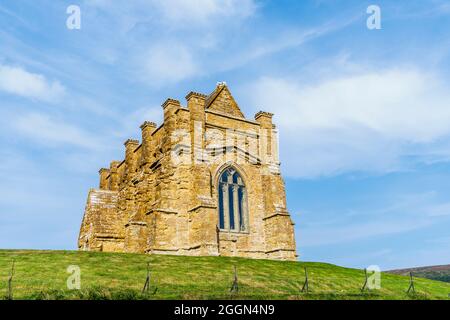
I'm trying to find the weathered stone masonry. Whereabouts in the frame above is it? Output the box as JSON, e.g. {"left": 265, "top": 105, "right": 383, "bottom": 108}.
{"left": 78, "top": 83, "right": 297, "bottom": 260}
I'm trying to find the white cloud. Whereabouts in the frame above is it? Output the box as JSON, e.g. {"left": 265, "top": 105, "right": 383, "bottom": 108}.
{"left": 86, "top": 0, "right": 255, "bottom": 30}
{"left": 427, "top": 202, "right": 450, "bottom": 217}
{"left": 299, "top": 192, "right": 450, "bottom": 247}
{"left": 155, "top": 0, "right": 256, "bottom": 24}
{"left": 139, "top": 43, "right": 198, "bottom": 85}
{"left": 84, "top": 0, "right": 258, "bottom": 85}
{"left": 14, "top": 113, "right": 101, "bottom": 149}
{"left": 247, "top": 69, "right": 450, "bottom": 178}
{"left": 0, "top": 64, "right": 65, "bottom": 102}
{"left": 83, "top": 1, "right": 352, "bottom": 88}
{"left": 300, "top": 219, "right": 430, "bottom": 247}
{"left": 112, "top": 105, "right": 163, "bottom": 139}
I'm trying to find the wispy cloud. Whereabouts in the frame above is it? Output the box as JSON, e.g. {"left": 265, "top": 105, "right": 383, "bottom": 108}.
{"left": 247, "top": 67, "right": 450, "bottom": 178}
{"left": 153, "top": 0, "right": 257, "bottom": 24}
{"left": 298, "top": 191, "right": 450, "bottom": 247}
{"left": 77, "top": 0, "right": 258, "bottom": 85}
{"left": 389, "top": 0, "right": 450, "bottom": 19}
{"left": 138, "top": 43, "right": 199, "bottom": 86}
{"left": 14, "top": 113, "right": 103, "bottom": 149}
{"left": 0, "top": 64, "right": 65, "bottom": 102}
{"left": 217, "top": 15, "right": 359, "bottom": 73}
{"left": 87, "top": 0, "right": 256, "bottom": 28}
{"left": 0, "top": 4, "right": 35, "bottom": 30}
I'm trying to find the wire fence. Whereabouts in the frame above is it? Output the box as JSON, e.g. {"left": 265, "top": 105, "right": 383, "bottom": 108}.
{"left": 1, "top": 260, "right": 440, "bottom": 300}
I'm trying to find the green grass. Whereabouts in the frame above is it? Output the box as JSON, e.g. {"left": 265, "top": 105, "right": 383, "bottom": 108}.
{"left": 0, "top": 250, "right": 449, "bottom": 300}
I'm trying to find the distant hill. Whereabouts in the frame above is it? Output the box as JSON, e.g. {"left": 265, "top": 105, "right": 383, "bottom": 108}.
{"left": 388, "top": 265, "right": 450, "bottom": 283}
{"left": 0, "top": 250, "right": 450, "bottom": 300}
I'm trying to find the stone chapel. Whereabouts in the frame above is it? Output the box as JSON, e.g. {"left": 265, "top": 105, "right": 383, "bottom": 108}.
{"left": 78, "top": 83, "right": 297, "bottom": 260}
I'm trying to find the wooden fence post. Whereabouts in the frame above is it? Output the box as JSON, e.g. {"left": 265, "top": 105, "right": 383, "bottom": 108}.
{"left": 301, "top": 267, "right": 309, "bottom": 293}
{"left": 7, "top": 260, "right": 15, "bottom": 300}
{"left": 361, "top": 268, "right": 369, "bottom": 292}
{"left": 407, "top": 272, "right": 415, "bottom": 294}
{"left": 142, "top": 262, "right": 150, "bottom": 294}
{"left": 230, "top": 265, "right": 239, "bottom": 295}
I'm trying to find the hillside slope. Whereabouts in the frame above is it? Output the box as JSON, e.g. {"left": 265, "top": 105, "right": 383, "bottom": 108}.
{"left": 0, "top": 250, "right": 449, "bottom": 300}
{"left": 389, "top": 265, "right": 450, "bottom": 283}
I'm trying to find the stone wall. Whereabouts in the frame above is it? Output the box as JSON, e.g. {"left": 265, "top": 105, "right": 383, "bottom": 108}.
{"left": 78, "top": 189, "right": 124, "bottom": 252}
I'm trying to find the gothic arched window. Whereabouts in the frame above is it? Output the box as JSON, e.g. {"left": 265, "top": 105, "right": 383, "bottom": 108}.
{"left": 218, "top": 167, "right": 248, "bottom": 232}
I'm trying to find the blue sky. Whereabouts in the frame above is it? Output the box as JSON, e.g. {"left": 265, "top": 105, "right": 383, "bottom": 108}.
{"left": 1, "top": 0, "right": 450, "bottom": 270}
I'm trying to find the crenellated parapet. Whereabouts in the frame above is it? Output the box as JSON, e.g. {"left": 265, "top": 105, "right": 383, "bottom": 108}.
{"left": 98, "top": 168, "right": 110, "bottom": 190}
{"left": 123, "top": 139, "right": 140, "bottom": 180}
{"left": 140, "top": 121, "right": 157, "bottom": 165}
{"left": 186, "top": 91, "right": 208, "bottom": 101}
{"left": 254, "top": 111, "right": 274, "bottom": 122}
{"left": 108, "top": 161, "right": 121, "bottom": 191}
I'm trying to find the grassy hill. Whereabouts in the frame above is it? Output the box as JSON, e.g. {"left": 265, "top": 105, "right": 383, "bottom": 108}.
{"left": 389, "top": 265, "right": 450, "bottom": 283}
{"left": 0, "top": 250, "right": 449, "bottom": 300}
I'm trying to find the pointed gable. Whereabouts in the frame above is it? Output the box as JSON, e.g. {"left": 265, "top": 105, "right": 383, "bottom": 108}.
{"left": 205, "top": 83, "right": 245, "bottom": 118}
